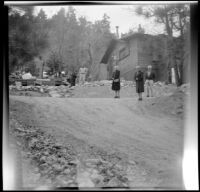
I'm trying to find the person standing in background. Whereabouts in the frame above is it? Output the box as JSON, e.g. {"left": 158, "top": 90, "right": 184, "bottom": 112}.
{"left": 67, "top": 71, "right": 71, "bottom": 84}
{"left": 134, "top": 65, "right": 144, "bottom": 101}
{"left": 79, "top": 65, "right": 87, "bottom": 85}
{"left": 145, "top": 65, "right": 155, "bottom": 97}
{"left": 70, "top": 70, "right": 77, "bottom": 87}
{"left": 111, "top": 65, "right": 121, "bottom": 98}
{"left": 84, "top": 66, "right": 88, "bottom": 82}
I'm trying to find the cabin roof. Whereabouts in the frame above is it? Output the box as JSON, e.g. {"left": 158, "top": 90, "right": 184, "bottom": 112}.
{"left": 100, "top": 39, "right": 118, "bottom": 64}
{"left": 100, "top": 33, "right": 168, "bottom": 64}
{"left": 121, "top": 33, "right": 150, "bottom": 40}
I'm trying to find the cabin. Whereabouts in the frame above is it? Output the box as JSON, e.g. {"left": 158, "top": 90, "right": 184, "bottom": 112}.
{"left": 100, "top": 33, "right": 170, "bottom": 82}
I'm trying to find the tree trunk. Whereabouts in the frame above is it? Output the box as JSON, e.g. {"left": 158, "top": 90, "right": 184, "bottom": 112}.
{"left": 167, "top": 18, "right": 180, "bottom": 86}
{"left": 87, "top": 43, "right": 93, "bottom": 77}
{"left": 172, "top": 52, "right": 180, "bottom": 86}
{"left": 167, "top": 61, "right": 172, "bottom": 84}
{"left": 179, "top": 36, "right": 185, "bottom": 85}
{"left": 41, "top": 61, "right": 44, "bottom": 79}
{"left": 166, "top": 39, "right": 172, "bottom": 84}
{"left": 178, "top": 62, "right": 183, "bottom": 84}
{"left": 178, "top": 10, "right": 184, "bottom": 37}
{"left": 173, "top": 60, "right": 181, "bottom": 86}
{"left": 165, "top": 12, "right": 173, "bottom": 84}
{"left": 58, "top": 19, "right": 65, "bottom": 77}
{"left": 164, "top": 6, "right": 173, "bottom": 37}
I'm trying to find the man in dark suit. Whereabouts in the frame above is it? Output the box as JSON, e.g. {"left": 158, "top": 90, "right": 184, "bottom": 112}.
{"left": 134, "top": 65, "right": 144, "bottom": 101}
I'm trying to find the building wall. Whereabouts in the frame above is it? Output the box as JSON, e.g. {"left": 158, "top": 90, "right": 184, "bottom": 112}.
{"left": 120, "top": 38, "right": 138, "bottom": 80}
{"left": 115, "top": 38, "right": 138, "bottom": 80}
{"left": 99, "top": 64, "right": 108, "bottom": 80}
{"left": 137, "top": 35, "right": 169, "bottom": 82}
{"left": 137, "top": 35, "right": 159, "bottom": 80}
{"left": 155, "top": 36, "right": 169, "bottom": 82}
{"left": 104, "top": 35, "right": 169, "bottom": 81}
{"left": 107, "top": 41, "right": 129, "bottom": 79}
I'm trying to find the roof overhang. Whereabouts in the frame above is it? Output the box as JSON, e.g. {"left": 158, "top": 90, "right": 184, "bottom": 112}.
{"left": 100, "top": 39, "right": 118, "bottom": 64}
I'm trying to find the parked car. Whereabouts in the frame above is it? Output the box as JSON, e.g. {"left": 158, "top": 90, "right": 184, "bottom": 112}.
{"left": 43, "top": 72, "right": 49, "bottom": 78}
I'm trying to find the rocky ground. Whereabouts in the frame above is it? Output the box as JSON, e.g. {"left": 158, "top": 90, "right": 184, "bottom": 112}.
{"left": 7, "top": 81, "right": 189, "bottom": 190}
{"left": 9, "top": 103, "right": 136, "bottom": 189}
{"left": 9, "top": 80, "right": 188, "bottom": 98}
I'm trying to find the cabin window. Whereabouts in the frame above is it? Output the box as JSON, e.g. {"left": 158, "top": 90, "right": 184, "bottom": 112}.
{"left": 119, "top": 46, "right": 130, "bottom": 61}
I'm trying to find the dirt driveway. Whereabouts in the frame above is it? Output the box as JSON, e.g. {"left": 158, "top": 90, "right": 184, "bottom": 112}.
{"left": 9, "top": 95, "right": 184, "bottom": 189}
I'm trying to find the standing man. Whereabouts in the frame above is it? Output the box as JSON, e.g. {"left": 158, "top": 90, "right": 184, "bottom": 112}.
{"left": 145, "top": 65, "right": 155, "bottom": 97}
{"left": 38, "top": 56, "right": 44, "bottom": 79}
{"left": 79, "top": 65, "right": 87, "bottom": 85}
{"left": 134, "top": 65, "right": 144, "bottom": 101}
{"left": 67, "top": 71, "right": 71, "bottom": 84}
{"left": 84, "top": 66, "right": 88, "bottom": 82}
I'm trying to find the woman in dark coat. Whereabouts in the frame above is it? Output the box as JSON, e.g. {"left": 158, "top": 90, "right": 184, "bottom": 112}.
{"left": 134, "top": 65, "right": 144, "bottom": 101}
{"left": 112, "top": 65, "right": 120, "bottom": 98}
{"left": 70, "top": 71, "right": 77, "bottom": 87}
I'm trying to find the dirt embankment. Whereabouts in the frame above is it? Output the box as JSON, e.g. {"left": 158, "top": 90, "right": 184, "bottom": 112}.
{"left": 144, "top": 89, "right": 187, "bottom": 119}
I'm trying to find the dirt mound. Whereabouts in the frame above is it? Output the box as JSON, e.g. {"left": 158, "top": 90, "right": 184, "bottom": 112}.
{"left": 146, "top": 89, "right": 187, "bottom": 118}
{"left": 9, "top": 85, "right": 74, "bottom": 98}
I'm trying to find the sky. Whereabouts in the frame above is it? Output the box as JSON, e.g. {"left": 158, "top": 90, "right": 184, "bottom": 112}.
{"left": 34, "top": 5, "right": 165, "bottom": 36}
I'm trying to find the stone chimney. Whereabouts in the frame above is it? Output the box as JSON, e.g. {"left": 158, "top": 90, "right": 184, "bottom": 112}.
{"left": 116, "top": 26, "right": 119, "bottom": 39}
{"left": 138, "top": 24, "right": 145, "bottom": 34}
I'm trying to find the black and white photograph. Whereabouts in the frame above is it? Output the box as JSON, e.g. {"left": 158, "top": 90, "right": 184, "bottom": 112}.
{"left": 3, "top": 1, "right": 198, "bottom": 190}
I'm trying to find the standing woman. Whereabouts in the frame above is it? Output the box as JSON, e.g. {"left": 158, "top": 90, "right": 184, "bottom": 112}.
{"left": 70, "top": 70, "right": 77, "bottom": 87}
{"left": 112, "top": 65, "right": 120, "bottom": 98}
{"left": 134, "top": 65, "right": 144, "bottom": 101}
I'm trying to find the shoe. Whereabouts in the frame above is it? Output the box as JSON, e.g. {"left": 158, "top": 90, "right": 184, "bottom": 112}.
{"left": 147, "top": 95, "right": 149, "bottom": 97}
{"left": 138, "top": 98, "right": 142, "bottom": 101}
{"left": 114, "top": 96, "right": 117, "bottom": 98}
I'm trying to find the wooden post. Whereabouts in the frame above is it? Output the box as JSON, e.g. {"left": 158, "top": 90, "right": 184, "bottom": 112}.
{"left": 41, "top": 60, "right": 45, "bottom": 79}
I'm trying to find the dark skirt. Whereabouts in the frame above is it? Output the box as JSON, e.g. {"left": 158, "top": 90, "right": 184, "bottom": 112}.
{"left": 70, "top": 77, "right": 76, "bottom": 86}
{"left": 136, "top": 81, "right": 144, "bottom": 93}
{"left": 112, "top": 81, "right": 120, "bottom": 91}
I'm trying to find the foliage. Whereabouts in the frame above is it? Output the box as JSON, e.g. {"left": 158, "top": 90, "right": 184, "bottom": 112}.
{"left": 8, "top": 6, "right": 114, "bottom": 80}
{"left": 135, "top": 4, "right": 190, "bottom": 37}
{"left": 46, "top": 51, "right": 64, "bottom": 74}
{"left": 46, "top": 7, "right": 114, "bottom": 80}
{"left": 134, "top": 4, "right": 190, "bottom": 85}
{"left": 24, "top": 61, "right": 37, "bottom": 76}
{"left": 8, "top": 6, "right": 49, "bottom": 74}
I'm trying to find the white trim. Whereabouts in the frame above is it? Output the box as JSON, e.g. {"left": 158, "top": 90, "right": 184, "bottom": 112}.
{"left": 4, "top": 1, "right": 198, "bottom": 5}
{"left": 4, "top": 1, "right": 63, "bottom": 5}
